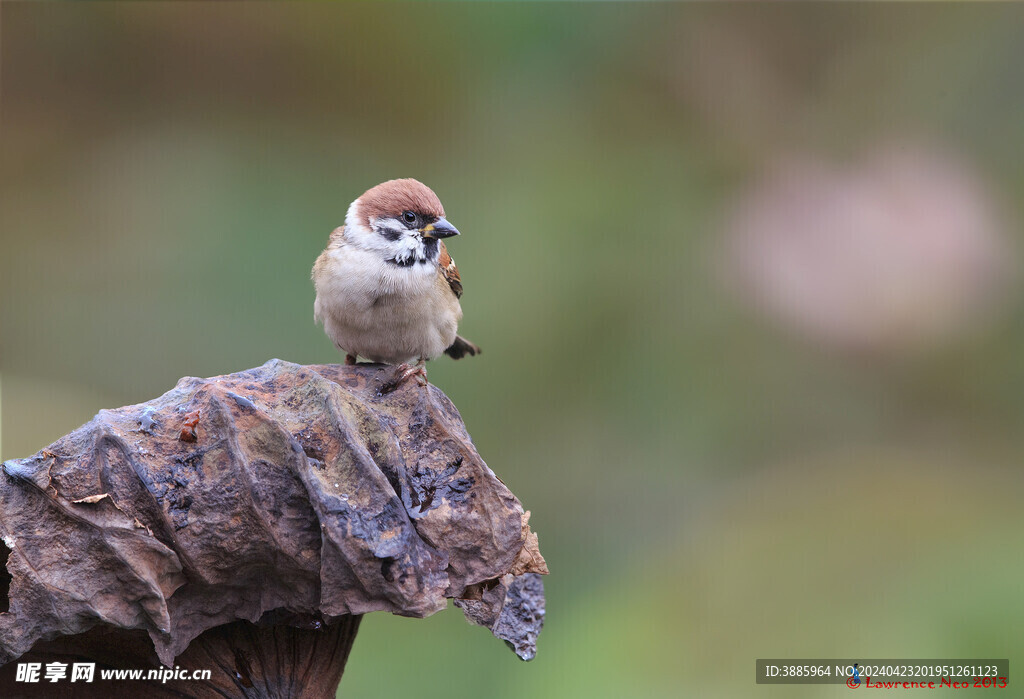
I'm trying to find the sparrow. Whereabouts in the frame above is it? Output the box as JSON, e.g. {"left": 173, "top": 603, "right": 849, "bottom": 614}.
{"left": 312, "top": 178, "right": 480, "bottom": 387}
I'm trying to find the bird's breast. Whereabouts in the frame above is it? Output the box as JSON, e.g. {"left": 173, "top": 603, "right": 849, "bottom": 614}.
{"left": 313, "top": 245, "right": 461, "bottom": 363}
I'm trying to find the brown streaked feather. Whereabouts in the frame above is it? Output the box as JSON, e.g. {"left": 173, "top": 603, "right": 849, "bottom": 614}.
{"left": 311, "top": 226, "right": 346, "bottom": 281}
{"left": 328, "top": 225, "right": 345, "bottom": 244}
{"left": 438, "top": 240, "right": 463, "bottom": 299}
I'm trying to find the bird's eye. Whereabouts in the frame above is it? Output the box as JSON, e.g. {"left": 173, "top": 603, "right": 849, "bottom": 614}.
{"left": 402, "top": 211, "right": 417, "bottom": 225}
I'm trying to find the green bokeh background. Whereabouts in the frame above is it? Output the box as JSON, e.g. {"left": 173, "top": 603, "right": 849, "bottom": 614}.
{"left": 2, "top": 4, "right": 1023, "bottom": 697}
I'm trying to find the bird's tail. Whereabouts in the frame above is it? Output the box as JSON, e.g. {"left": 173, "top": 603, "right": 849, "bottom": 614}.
{"left": 444, "top": 335, "right": 481, "bottom": 360}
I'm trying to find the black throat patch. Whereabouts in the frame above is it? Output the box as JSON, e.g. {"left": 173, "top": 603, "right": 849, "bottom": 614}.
{"left": 386, "top": 238, "right": 439, "bottom": 267}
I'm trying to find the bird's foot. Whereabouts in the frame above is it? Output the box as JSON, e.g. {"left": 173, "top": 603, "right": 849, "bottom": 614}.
{"left": 378, "top": 361, "right": 427, "bottom": 395}
{"left": 344, "top": 353, "right": 357, "bottom": 366}
{"left": 398, "top": 360, "right": 428, "bottom": 387}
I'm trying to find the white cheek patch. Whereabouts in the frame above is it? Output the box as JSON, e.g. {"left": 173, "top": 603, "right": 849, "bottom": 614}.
{"left": 374, "top": 217, "right": 406, "bottom": 238}
{"left": 370, "top": 217, "right": 428, "bottom": 264}
{"left": 344, "top": 201, "right": 430, "bottom": 264}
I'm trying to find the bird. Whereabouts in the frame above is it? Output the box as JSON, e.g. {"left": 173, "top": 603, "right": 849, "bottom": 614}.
{"left": 312, "top": 178, "right": 480, "bottom": 388}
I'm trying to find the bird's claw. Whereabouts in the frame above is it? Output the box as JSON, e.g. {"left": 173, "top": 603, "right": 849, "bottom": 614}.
{"left": 378, "top": 362, "right": 427, "bottom": 395}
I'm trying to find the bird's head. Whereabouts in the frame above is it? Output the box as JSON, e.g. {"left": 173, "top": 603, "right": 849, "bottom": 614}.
{"left": 344, "top": 178, "right": 460, "bottom": 267}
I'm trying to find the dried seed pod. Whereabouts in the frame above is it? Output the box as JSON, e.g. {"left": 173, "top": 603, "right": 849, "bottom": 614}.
{"left": 0, "top": 360, "right": 546, "bottom": 697}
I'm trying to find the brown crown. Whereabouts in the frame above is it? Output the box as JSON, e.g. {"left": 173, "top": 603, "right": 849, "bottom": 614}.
{"left": 357, "top": 179, "right": 445, "bottom": 225}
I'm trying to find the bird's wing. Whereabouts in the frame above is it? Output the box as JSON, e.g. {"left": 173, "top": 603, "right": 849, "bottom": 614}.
{"left": 438, "top": 240, "right": 463, "bottom": 299}
{"left": 328, "top": 225, "right": 346, "bottom": 247}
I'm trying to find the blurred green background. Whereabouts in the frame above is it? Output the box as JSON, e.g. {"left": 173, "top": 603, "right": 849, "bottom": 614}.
{"left": 3, "top": 3, "right": 1024, "bottom": 697}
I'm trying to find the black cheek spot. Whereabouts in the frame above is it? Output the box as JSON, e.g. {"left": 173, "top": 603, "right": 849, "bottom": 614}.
{"left": 380, "top": 228, "right": 402, "bottom": 242}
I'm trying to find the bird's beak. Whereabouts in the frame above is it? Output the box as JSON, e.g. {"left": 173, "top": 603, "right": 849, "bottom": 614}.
{"left": 420, "top": 217, "right": 460, "bottom": 239}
